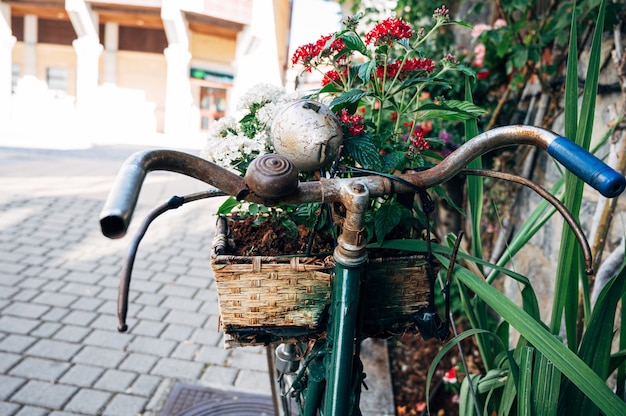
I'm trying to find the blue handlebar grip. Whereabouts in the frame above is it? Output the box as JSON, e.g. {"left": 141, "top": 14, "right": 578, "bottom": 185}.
{"left": 547, "top": 137, "right": 626, "bottom": 198}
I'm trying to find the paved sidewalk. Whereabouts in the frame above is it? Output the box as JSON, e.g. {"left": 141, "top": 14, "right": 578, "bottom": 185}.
{"left": 0, "top": 145, "right": 273, "bottom": 416}
{"left": 0, "top": 145, "right": 395, "bottom": 416}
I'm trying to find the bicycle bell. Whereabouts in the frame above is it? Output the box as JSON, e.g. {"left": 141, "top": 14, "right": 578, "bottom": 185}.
{"left": 244, "top": 153, "right": 299, "bottom": 200}
{"left": 271, "top": 99, "right": 343, "bottom": 171}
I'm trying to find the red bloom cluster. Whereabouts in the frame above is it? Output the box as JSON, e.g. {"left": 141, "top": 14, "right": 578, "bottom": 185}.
{"left": 338, "top": 108, "right": 365, "bottom": 136}
{"left": 321, "top": 68, "right": 347, "bottom": 86}
{"left": 403, "top": 58, "right": 436, "bottom": 73}
{"left": 376, "top": 58, "right": 435, "bottom": 79}
{"left": 364, "top": 17, "right": 413, "bottom": 46}
{"left": 292, "top": 33, "right": 346, "bottom": 72}
{"left": 404, "top": 121, "right": 432, "bottom": 153}
{"left": 409, "top": 129, "right": 431, "bottom": 153}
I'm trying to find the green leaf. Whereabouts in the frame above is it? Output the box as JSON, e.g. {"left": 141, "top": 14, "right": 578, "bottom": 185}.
{"left": 356, "top": 59, "right": 376, "bottom": 83}
{"left": 417, "top": 100, "right": 486, "bottom": 121}
{"left": 448, "top": 20, "right": 473, "bottom": 29}
{"left": 552, "top": 0, "right": 606, "bottom": 351}
{"left": 382, "top": 151, "right": 406, "bottom": 172}
{"left": 343, "top": 136, "right": 383, "bottom": 171}
{"left": 454, "top": 64, "right": 477, "bottom": 79}
{"left": 397, "top": 37, "right": 410, "bottom": 49}
{"left": 560, "top": 259, "right": 626, "bottom": 414}
{"left": 440, "top": 256, "right": 626, "bottom": 416}
{"left": 248, "top": 203, "right": 260, "bottom": 216}
{"left": 532, "top": 352, "right": 560, "bottom": 416}
{"left": 329, "top": 89, "right": 370, "bottom": 111}
{"left": 427, "top": 329, "right": 517, "bottom": 416}
{"left": 511, "top": 47, "right": 529, "bottom": 69}
{"left": 609, "top": 349, "right": 626, "bottom": 375}
{"left": 339, "top": 32, "right": 367, "bottom": 55}
{"left": 318, "top": 83, "right": 342, "bottom": 94}
{"left": 216, "top": 196, "right": 241, "bottom": 215}
{"left": 292, "top": 203, "right": 325, "bottom": 229}
{"left": 464, "top": 77, "right": 485, "bottom": 288}
{"left": 518, "top": 346, "right": 533, "bottom": 416}
{"left": 374, "top": 201, "right": 403, "bottom": 242}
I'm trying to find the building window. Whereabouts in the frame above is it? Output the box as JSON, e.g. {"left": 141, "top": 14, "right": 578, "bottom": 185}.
{"left": 46, "top": 67, "right": 68, "bottom": 98}
{"left": 200, "top": 87, "right": 227, "bottom": 130}
{"left": 11, "top": 64, "right": 20, "bottom": 94}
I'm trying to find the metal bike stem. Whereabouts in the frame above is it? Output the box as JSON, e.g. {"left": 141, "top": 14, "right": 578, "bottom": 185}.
{"left": 323, "top": 182, "right": 369, "bottom": 416}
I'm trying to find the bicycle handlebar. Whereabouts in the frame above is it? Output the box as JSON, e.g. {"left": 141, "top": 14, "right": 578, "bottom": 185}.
{"left": 99, "top": 125, "right": 625, "bottom": 239}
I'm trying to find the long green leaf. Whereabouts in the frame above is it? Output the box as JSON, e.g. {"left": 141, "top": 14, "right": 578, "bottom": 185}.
{"left": 560, "top": 259, "right": 626, "bottom": 414}
{"left": 499, "top": 338, "right": 531, "bottom": 416}
{"left": 532, "top": 352, "right": 560, "bottom": 416}
{"left": 459, "top": 374, "right": 481, "bottom": 416}
{"left": 463, "top": 76, "right": 492, "bottom": 371}
{"left": 552, "top": 0, "right": 606, "bottom": 349}
{"left": 464, "top": 77, "right": 483, "bottom": 266}
{"left": 417, "top": 100, "right": 486, "bottom": 121}
{"left": 551, "top": 0, "right": 582, "bottom": 344}
{"left": 438, "top": 255, "right": 626, "bottom": 416}
{"left": 426, "top": 328, "right": 517, "bottom": 416}
{"left": 517, "top": 346, "right": 534, "bottom": 416}
{"left": 616, "top": 295, "right": 626, "bottom": 397}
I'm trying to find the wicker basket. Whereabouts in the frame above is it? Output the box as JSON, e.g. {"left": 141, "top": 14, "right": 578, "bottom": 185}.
{"left": 211, "top": 215, "right": 433, "bottom": 347}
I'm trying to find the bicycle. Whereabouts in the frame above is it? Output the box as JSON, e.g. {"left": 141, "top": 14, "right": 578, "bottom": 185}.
{"left": 100, "top": 125, "right": 625, "bottom": 416}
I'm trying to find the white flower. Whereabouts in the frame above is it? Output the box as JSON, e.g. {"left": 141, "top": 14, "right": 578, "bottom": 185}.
{"left": 207, "top": 115, "right": 239, "bottom": 139}
{"left": 237, "top": 83, "right": 288, "bottom": 112}
{"left": 256, "top": 102, "right": 279, "bottom": 126}
{"left": 202, "top": 116, "right": 266, "bottom": 170}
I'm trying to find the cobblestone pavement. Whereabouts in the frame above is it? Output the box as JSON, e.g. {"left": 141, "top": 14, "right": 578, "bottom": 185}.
{"left": 0, "top": 145, "right": 274, "bottom": 416}
{"left": 0, "top": 145, "right": 394, "bottom": 416}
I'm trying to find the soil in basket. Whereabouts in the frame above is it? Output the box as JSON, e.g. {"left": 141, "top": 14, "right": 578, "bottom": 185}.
{"left": 229, "top": 216, "right": 334, "bottom": 257}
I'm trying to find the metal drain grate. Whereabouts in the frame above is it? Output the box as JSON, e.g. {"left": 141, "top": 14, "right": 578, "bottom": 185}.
{"left": 159, "top": 383, "right": 275, "bottom": 416}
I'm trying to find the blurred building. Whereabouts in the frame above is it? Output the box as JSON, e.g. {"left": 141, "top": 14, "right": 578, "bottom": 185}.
{"left": 0, "top": 0, "right": 292, "bottom": 147}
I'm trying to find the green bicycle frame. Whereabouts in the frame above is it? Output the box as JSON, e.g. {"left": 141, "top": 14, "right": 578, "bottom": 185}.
{"left": 320, "top": 182, "right": 370, "bottom": 415}
{"left": 322, "top": 262, "right": 364, "bottom": 415}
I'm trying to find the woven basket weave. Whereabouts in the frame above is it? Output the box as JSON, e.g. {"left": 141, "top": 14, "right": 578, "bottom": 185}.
{"left": 211, "top": 215, "right": 432, "bottom": 347}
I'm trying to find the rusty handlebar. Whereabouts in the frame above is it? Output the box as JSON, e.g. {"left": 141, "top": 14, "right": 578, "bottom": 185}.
{"left": 99, "top": 125, "right": 626, "bottom": 240}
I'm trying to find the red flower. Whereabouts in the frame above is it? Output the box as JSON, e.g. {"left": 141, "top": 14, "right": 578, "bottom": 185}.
{"left": 443, "top": 366, "right": 458, "bottom": 384}
{"left": 315, "top": 34, "right": 346, "bottom": 56}
{"left": 403, "top": 58, "right": 435, "bottom": 73}
{"left": 409, "top": 129, "right": 431, "bottom": 153}
{"left": 321, "top": 68, "right": 346, "bottom": 86}
{"left": 477, "top": 69, "right": 490, "bottom": 80}
{"left": 364, "top": 17, "right": 413, "bottom": 46}
{"left": 292, "top": 33, "right": 346, "bottom": 72}
{"left": 376, "top": 58, "right": 435, "bottom": 79}
{"left": 339, "top": 108, "right": 351, "bottom": 124}
{"left": 338, "top": 108, "right": 365, "bottom": 137}
{"left": 349, "top": 123, "right": 365, "bottom": 136}
{"left": 291, "top": 43, "right": 319, "bottom": 72}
